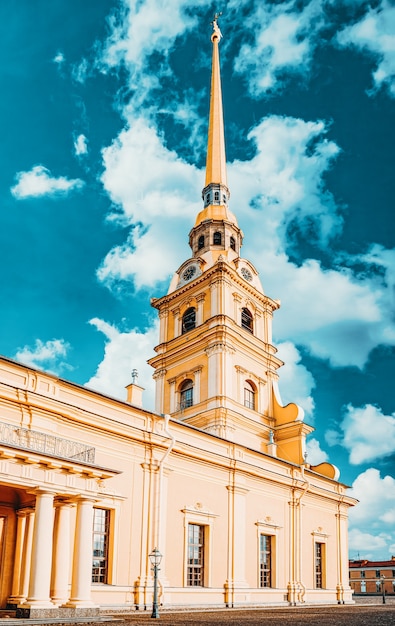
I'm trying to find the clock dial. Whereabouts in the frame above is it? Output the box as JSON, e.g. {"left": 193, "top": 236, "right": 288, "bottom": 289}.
{"left": 241, "top": 267, "right": 253, "bottom": 282}
{"left": 182, "top": 265, "right": 197, "bottom": 281}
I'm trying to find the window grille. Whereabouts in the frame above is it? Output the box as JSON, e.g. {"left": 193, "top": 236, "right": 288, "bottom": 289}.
{"left": 180, "top": 380, "right": 193, "bottom": 409}
{"left": 182, "top": 307, "right": 196, "bottom": 333}
{"left": 259, "top": 535, "right": 272, "bottom": 587}
{"left": 241, "top": 308, "right": 253, "bottom": 333}
{"left": 213, "top": 231, "right": 222, "bottom": 245}
{"left": 92, "top": 508, "right": 110, "bottom": 583}
{"left": 187, "top": 524, "right": 204, "bottom": 586}
{"left": 315, "top": 543, "right": 323, "bottom": 589}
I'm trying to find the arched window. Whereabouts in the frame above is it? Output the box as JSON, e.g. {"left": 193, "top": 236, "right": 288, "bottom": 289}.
{"left": 198, "top": 235, "right": 205, "bottom": 250}
{"left": 205, "top": 193, "right": 210, "bottom": 204}
{"left": 182, "top": 307, "right": 196, "bottom": 333}
{"left": 230, "top": 236, "right": 236, "bottom": 251}
{"left": 241, "top": 307, "right": 253, "bottom": 333}
{"left": 244, "top": 381, "right": 256, "bottom": 410}
{"left": 214, "top": 191, "right": 219, "bottom": 202}
{"left": 180, "top": 379, "right": 193, "bottom": 409}
{"left": 213, "top": 231, "right": 222, "bottom": 245}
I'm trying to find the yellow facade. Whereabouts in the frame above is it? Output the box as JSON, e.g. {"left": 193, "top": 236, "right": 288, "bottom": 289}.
{"left": 0, "top": 18, "right": 356, "bottom": 616}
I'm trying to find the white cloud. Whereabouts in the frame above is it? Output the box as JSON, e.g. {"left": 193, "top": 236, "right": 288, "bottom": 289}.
{"left": 53, "top": 51, "right": 65, "bottom": 65}
{"left": 14, "top": 339, "right": 71, "bottom": 375}
{"left": 11, "top": 165, "right": 84, "bottom": 199}
{"left": 85, "top": 317, "right": 158, "bottom": 408}
{"left": 337, "top": 0, "right": 395, "bottom": 97}
{"left": 74, "top": 133, "right": 88, "bottom": 156}
{"left": 305, "top": 437, "right": 329, "bottom": 465}
{"left": 276, "top": 341, "right": 315, "bottom": 417}
{"left": 340, "top": 404, "right": 395, "bottom": 465}
{"left": 72, "top": 58, "right": 89, "bottom": 84}
{"left": 98, "top": 119, "right": 200, "bottom": 288}
{"left": 232, "top": 0, "right": 325, "bottom": 96}
{"left": 100, "top": 0, "right": 200, "bottom": 74}
{"left": 347, "top": 468, "right": 395, "bottom": 559}
{"left": 348, "top": 528, "right": 390, "bottom": 560}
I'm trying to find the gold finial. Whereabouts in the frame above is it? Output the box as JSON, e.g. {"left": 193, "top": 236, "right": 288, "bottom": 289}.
{"left": 211, "top": 11, "right": 222, "bottom": 41}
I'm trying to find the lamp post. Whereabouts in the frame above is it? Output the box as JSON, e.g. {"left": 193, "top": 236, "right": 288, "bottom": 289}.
{"left": 380, "top": 575, "right": 386, "bottom": 604}
{"left": 149, "top": 547, "right": 162, "bottom": 619}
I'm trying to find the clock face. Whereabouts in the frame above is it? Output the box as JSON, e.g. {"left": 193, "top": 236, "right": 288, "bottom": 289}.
{"left": 182, "top": 265, "right": 197, "bottom": 281}
{"left": 241, "top": 267, "right": 253, "bottom": 282}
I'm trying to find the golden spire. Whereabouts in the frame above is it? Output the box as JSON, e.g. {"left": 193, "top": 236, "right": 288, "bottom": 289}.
{"left": 205, "top": 13, "right": 227, "bottom": 188}
{"left": 195, "top": 13, "right": 238, "bottom": 229}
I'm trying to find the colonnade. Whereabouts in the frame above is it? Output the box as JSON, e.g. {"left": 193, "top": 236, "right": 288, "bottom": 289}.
{"left": 8, "top": 491, "right": 96, "bottom": 609}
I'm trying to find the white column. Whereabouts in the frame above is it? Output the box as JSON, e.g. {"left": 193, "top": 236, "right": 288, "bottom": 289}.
{"left": 8, "top": 511, "right": 26, "bottom": 605}
{"left": 51, "top": 502, "right": 73, "bottom": 605}
{"left": 19, "top": 509, "right": 35, "bottom": 602}
{"left": 193, "top": 367, "right": 202, "bottom": 404}
{"left": 255, "top": 310, "right": 264, "bottom": 340}
{"left": 173, "top": 308, "right": 180, "bottom": 337}
{"left": 64, "top": 498, "right": 96, "bottom": 608}
{"left": 25, "top": 491, "right": 55, "bottom": 608}
{"left": 196, "top": 294, "right": 205, "bottom": 325}
{"left": 153, "top": 369, "right": 166, "bottom": 415}
{"left": 159, "top": 309, "right": 168, "bottom": 343}
{"left": 169, "top": 379, "right": 176, "bottom": 413}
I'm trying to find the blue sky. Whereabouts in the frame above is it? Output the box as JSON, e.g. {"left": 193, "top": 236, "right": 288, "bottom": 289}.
{"left": 1, "top": 0, "right": 395, "bottom": 560}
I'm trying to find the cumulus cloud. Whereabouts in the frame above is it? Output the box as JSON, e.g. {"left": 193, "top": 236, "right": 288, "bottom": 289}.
{"left": 337, "top": 0, "right": 395, "bottom": 97}
{"left": 85, "top": 317, "right": 158, "bottom": 408}
{"left": 97, "top": 119, "right": 200, "bottom": 288}
{"left": 227, "top": 116, "right": 394, "bottom": 368}
{"left": 11, "top": 165, "right": 84, "bottom": 199}
{"left": 100, "top": 0, "right": 199, "bottom": 74}
{"left": 305, "top": 437, "right": 329, "bottom": 465}
{"left": 347, "top": 468, "right": 395, "bottom": 558}
{"left": 232, "top": 0, "right": 325, "bottom": 96}
{"left": 348, "top": 528, "right": 390, "bottom": 560}
{"left": 276, "top": 341, "right": 315, "bottom": 417}
{"left": 339, "top": 403, "right": 395, "bottom": 465}
{"left": 14, "top": 339, "right": 71, "bottom": 375}
{"left": 74, "top": 133, "right": 88, "bottom": 156}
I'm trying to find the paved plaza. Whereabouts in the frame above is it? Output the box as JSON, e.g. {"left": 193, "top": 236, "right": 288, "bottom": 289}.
{"left": 98, "top": 604, "right": 395, "bottom": 626}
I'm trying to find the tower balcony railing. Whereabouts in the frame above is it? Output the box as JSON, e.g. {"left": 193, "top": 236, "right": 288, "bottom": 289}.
{"left": 0, "top": 420, "right": 95, "bottom": 464}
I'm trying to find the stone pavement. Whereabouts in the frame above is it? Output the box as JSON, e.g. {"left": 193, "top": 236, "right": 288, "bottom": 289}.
{"left": 100, "top": 604, "right": 395, "bottom": 626}
{"left": 1, "top": 603, "right": 395, "bottom": 626}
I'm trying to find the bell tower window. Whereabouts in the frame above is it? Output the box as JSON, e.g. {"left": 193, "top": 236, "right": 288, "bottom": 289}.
{"left": 182, "top": 307, "right": 196, "bottom": 333}
{"left": 244, "top": 381, "right": 256, "bottom": 410}
{"left": 180, "top": 379, "right": 193, "bottom": 409}
{"left": 230, "top": 236, "right": 236, "bottom": 251}
{"left": 241, "top": 308, "right": 253, "bottom": 333}
{"left": 214, "top": 191, "right": 219, "bottom": 202}
{"left": 198, "top": 235, "right": 205, "bottom": 250}
{"left": 213, "top": 231, "right": 222, "bottom": 245}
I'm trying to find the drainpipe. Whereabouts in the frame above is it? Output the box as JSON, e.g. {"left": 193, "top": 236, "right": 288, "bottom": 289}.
{"left": 154, "top": 414, "right": 175, "bottom": 573}
{"left": 295, "top": 464, "right": 309, "bottom": 604}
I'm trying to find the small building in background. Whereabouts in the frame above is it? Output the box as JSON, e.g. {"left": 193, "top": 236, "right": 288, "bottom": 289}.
{"left": 349, "top": 557, "right": 395, "bottom": 595}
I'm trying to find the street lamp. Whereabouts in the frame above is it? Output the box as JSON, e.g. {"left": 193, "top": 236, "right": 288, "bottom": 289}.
{"left": 380, "top": 575, "right": 386, "bottom": 604}
{"left": 149, "top": 547, "right": 162, "bottom": 619}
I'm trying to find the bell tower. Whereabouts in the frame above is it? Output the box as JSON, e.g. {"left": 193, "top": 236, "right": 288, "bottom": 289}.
{"left": 149, "top": 17, "right": 313, "bottom": 463}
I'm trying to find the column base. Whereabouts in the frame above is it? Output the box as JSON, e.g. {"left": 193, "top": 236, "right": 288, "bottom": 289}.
{"left": 6, "top": 597, "right": 26, "bottom": 609}
{"left": 62, "top": 600, "right": 97, "bottom": 609}
{"left": 17, "top": 606, "right": 100, "bottom": 619}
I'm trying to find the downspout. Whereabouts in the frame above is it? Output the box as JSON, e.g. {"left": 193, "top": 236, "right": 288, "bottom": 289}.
{"left": 336, "top": 496, "right": 345, "bottom": 604}
{"left": 295, "top": 464, "right": 309, "bottom": 604}
{"left": 154, "top": 414, "right": 175, "bottom": 568}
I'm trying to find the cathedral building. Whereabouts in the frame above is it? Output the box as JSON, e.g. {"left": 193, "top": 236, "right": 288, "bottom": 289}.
{"left": 0, "top": 20, "right": 355, "bottom": 617}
